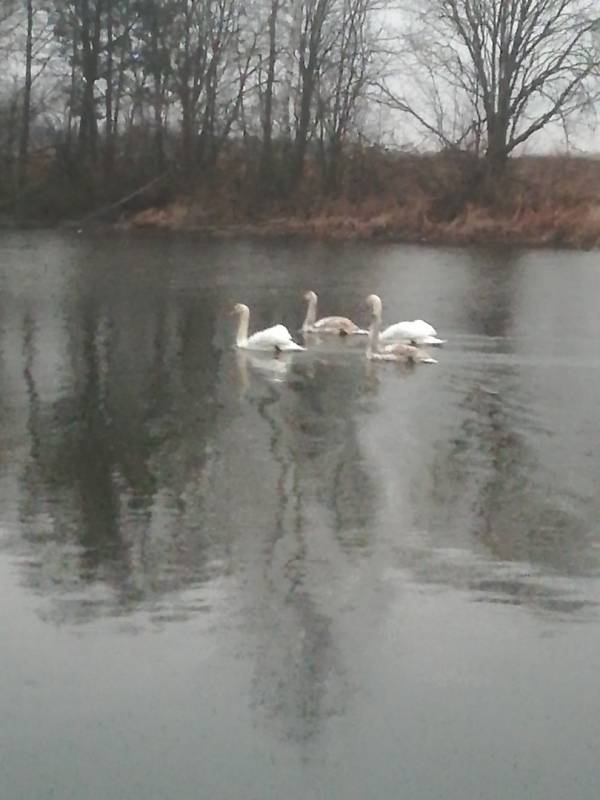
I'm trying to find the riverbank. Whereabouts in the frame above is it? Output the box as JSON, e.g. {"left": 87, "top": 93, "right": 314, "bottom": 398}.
{"left": 124, "top": 204, "right": 600, "bottom": 248}
{"left": 122, "top": 153, "right": 600, "bottom": 250}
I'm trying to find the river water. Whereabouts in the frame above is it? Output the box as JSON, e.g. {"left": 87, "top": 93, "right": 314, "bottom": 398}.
{"left": 1, "top": 230, "right": 600, "bottom": 800}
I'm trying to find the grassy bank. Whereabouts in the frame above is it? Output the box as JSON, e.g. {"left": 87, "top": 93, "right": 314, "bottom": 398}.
{"left": 124, "top": 152, "right": 600, "bottom": 249}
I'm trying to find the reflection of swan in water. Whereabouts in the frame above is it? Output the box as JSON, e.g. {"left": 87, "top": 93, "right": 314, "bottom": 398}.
{"left": 233, "top": 303, "right": 304, "bottom": 352}
{"left": 302, "top": 290, "right": 367, "bottom": 336}
{"left": 366, "top": 295, "right": 437, "bottom": 364}
{"left": 236, "top": 349, "right": 291, "bottom": 388}
{"left": 363, "top": 354, "right": 415, "bottom": 392}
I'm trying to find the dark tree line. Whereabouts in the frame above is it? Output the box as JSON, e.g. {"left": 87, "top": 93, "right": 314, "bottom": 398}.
{"left": 0, "top": 0, "right": 379, "bottom": 209}
{"left": 0, "top": 0, "right": 599, "bottom": 217}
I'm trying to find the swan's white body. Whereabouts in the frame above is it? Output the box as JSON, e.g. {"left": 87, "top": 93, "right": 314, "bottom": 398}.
{"left": 366, "top": 295, "right": 437, "bottom": 364}
{"left": 245, "top": 324, "right": 303, "bottom": 351}
{"left": 233, "top": 303, "right": 304, "bottom": 352}
{"left": 379, "top": 318, "right": 445, "bottom": 346}
{"left": 302, "top": 290, "right": 367, "bottom": 335}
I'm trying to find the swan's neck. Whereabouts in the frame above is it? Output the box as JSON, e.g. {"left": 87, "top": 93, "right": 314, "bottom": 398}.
{"left": 302, "top": 295, "right": 317, "bottom": 330}
{"left": 367, "top": 313, "right": 381, "bottom": 357}
{"left": 236, "top": 307, "right": 250, "bottom": 346}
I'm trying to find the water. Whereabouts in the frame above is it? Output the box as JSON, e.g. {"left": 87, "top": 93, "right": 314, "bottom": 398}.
{"left": 1, "top": 230, "right": 600, "bottom": 800}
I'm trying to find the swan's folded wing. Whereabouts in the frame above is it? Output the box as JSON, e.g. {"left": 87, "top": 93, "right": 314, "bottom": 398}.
{"left": 412, "top": 319, "right": 439, "bottom": 337}
{"left": 313, "top": 316, "right": 363, "bottom": 334}
{"left": 379, "top": 321, "right": 418, "bottom": 341}
{"left": 380, "top": 320, "right": 444, "bottom": 344}
{"left": 247, "top": 324, "right": 304, "bottom": 350}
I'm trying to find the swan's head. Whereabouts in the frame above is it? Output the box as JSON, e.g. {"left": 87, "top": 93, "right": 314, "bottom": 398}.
{"left": 232, "top": 302, "right": 249, "bottom": 316}
{"left": 366, "top": 294, "right": 382, "bottom": 319}
{"left": 304, "top": 290, "right": 317, "bottom": 303}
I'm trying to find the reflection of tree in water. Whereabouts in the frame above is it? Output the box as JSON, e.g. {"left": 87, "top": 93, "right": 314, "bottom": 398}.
{"left": 15, "top": 292, "right": 227, "bottom": 623}
{"left": 232, "top": 351, "right": 377, "bottom": 560}
{"left": 223, "top": 352, "right": 377, "bottom": 743}
{"left": 464, "top": 248, "right": 520, "bottom": 340}
{"left": 287, "top": 357, "right": 376, "bottom": 550}
{"left": 399, "top": 248, "right": 597, "bottom": 616}
{"left": 418, "top": 369, "right": 596, "bottom": 615}
{"left": 12, "top": 269, "right": 380, "bottom": 740}
{"left": 251, "top": 586, "right": 345, "bottom": 747}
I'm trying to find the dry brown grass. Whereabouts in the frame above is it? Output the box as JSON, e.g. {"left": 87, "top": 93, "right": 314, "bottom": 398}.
{"left": 125, "top": 151, "right": 600, "bottom": 249}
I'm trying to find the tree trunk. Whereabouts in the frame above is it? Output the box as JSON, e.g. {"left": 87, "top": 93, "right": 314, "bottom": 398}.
{"left": 178, "top": 18, "right": 195, "bottom": 176}
{"left": 486, "top": 118, "right": 507, "bottom": 166}
{"left": 485, "top": 116, "right": 510, "bottom": 187}
{"left": 113, "top": 13, "right": 130, "bottom": 142}
{"left": 150, "top": 10, "right": 165, "bottom": 171}
{"left": 291, "top": 63, "right": 315, "bottom": 186}
{"left": 153, "top": 94, "right": 165, "bottom": 171}
{"left": 291, "top": 0, "right": 330, "bottom": 188}
{"left": 260, "top": 0, "right": 279, "bottom": 187}
{"left": 79, "top": 0, "right": 102, "bottom": 164}
{"left": 181, "top": 96, "right": 194, "bottom": 175}
{"left": 17, "top": 0, "right": 33, "bottom": 191}
{"left": 198, "top": 51, "right": 220, "bottom": 169}
{"left": 104, "top": 0, "right": 114, "bottom": 175}
{"left": 66, "top": 33, "right": 78, "bottom": 154}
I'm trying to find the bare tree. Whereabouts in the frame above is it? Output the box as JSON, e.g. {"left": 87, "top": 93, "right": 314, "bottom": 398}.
{"left": 135, "top": 0, "right": 175, "bottom": 170}
{"left": 315, "top": 0, "right": 377, "bottom": 192}
{"left": 170, "top": 0, "right": 244, "bottom": 175}
{"left": 381, "top": 0, "right": 600, "bottom": 173}
{"left": 291, "top": 0, "right": 334, "bottom": 186}
{"left": 52, "top": 0, "right": 105, "bottom": 163}
{"left": 259, "top": 0, "right": 280, "bottom": 185}
{"left": 17, "top": 0, "right": 33, "bottom": 188}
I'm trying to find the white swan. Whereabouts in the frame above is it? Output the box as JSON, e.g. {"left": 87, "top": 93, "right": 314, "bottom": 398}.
{"left": 366, "top": 295, "right": 437, "bottom": 364}
{"left": 302, "top": 290, "right": 367, "bottom": 335}
{"left": 376, "top": 302, "right": 445, "bottom": 345}
{"left": 379, "top": 319, "right": 445, "bottom": 346}
{"left": 233, "top": 303, "right": 304, "bottom": 352}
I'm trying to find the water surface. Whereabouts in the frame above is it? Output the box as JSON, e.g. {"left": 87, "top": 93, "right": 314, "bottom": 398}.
{"left": 1, "top": 231, "right": 600, "bottom": 800}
